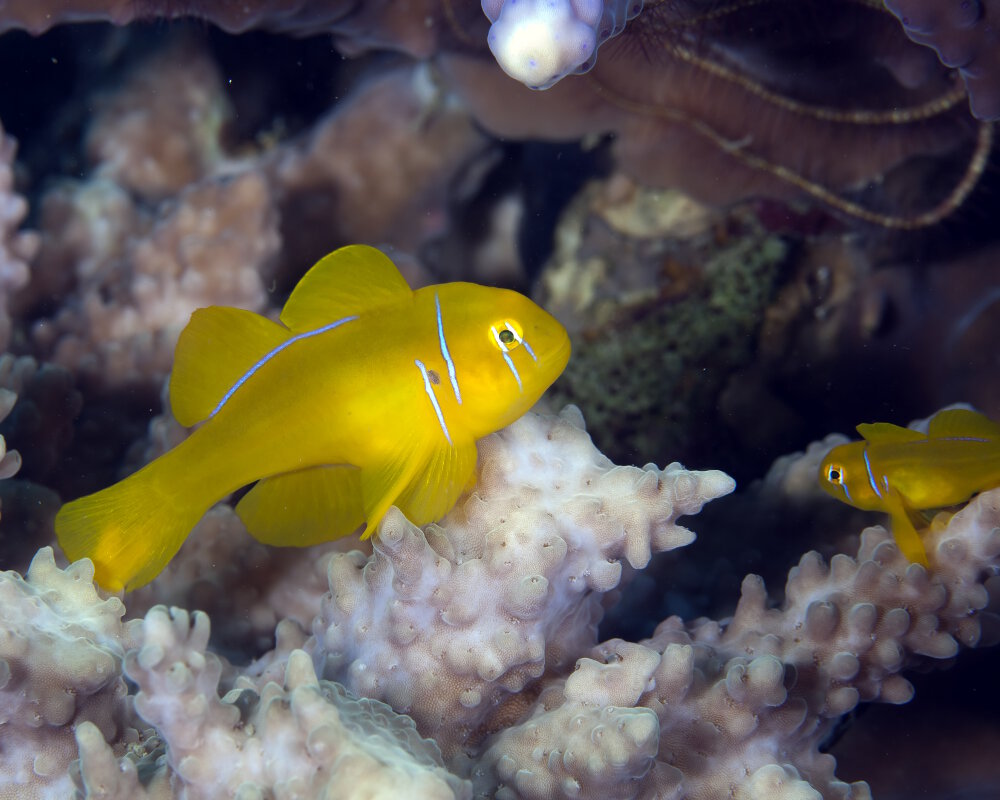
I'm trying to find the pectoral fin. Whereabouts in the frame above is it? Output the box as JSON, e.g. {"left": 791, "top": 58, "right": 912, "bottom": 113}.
{"left": 885, "top": 491, "right": 930, "bottom": 566}
{"left": 395, "top": 439, "right": 478, "bottom": 525}
{"left": 359, "top": 438, "right": 478, "bottom": 539}
{"left": 236, "top": 465, "right": 364, "bottom": 547}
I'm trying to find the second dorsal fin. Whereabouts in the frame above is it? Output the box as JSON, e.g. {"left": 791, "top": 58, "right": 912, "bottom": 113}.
{"left": 170, "top": 306, "right": 292, "bottom": 427}
{"left": 280, "top": 245, "right": 412, "bottom": 332}
{"left": 927, "top": 408, "right": 1000, "bottom": 440}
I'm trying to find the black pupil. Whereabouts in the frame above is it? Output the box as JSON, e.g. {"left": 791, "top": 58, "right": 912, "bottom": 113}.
{"left": 830, "top": 468, "right": 841, "bottom": 481}
{"left": 499, "top": 329, "right": 515, "bottom": 344}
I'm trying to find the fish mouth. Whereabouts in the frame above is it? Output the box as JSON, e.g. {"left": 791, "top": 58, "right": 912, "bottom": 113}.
{"left": 538, "top": 329, "right": 571, "bottom": 378}
{"left": 522, "top": 309, "right": 571, "bottom": 377}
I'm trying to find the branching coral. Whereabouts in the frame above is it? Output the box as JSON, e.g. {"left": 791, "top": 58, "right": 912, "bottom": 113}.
{"left": 292, "top": 408, "right": 734, "bottom": 760}
{"left": 109, "top": 608, "right": 472, "bottom": 799}
{"left": 30, "top": 166, "right": 279, "bottom": 386}
{"left": 0, "top": 549, "right": 135, "bottom": 800}
{"left": 85, "top": 39, "right": 230, "bottom": 202}
{"left": 127, "top": 505, "right": 345, "bottom": 655}
{"left": 0, "top": 353, "right": 80, "bottom": 480}
{"left": 0, "top": 360, "right": 23, "bottom": 483}
{"left": 0, "top": 120, "right": 38, "bottom": 352}
{"left": 25, "top": 38, "right": 493, "bottom": 385}
{"left": 2, "top": 408, "right": 1000, "bottom": 797}
{"left": 24, "top": 38, "right": 279, "bottom": 387}
{"left": 0, "top": 355, "right": 78, "bottom": 572}
{"left": 268, "top": 64, "right": 491, "bottom": 266}
{"left": 470, "top": 489, "right": 1000, "bottom": 799}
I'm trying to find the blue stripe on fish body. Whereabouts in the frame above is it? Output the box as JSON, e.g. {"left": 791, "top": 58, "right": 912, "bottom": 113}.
{"left": 435, "top": 293, "right": 462, "bottom": 405}
{"left": 415, "top": 358, "right": 452, "bottom": 445}
{"left": 862, "top": 446, "right": 882, "bottom": 499}
{"left": 210, "top": 315, "right": 359, "bottom": 418}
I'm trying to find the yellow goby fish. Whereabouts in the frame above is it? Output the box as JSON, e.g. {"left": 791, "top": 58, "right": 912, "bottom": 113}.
{"left": 818, "top": 408, "right": 1000, "bottom": 565}
{"left": 56, "top": 245, "right": 571, "bottom": 591}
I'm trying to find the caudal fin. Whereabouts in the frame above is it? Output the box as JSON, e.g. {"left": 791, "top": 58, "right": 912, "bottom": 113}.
{"left": 55, "top": 465, "right": 204, "bottom": 592}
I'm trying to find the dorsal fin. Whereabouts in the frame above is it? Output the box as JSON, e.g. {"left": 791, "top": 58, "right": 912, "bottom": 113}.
{"left": 856, "top": 421, "right": 924, "bottom": 444}
{"left": 927, "top": 408, "right": 1000, "bottom": 440}
{"left": 280, "top": 245, "right": 412, "bottom": 332}
{"left": 170, "top": 306, "right": 291, "bottom": 427}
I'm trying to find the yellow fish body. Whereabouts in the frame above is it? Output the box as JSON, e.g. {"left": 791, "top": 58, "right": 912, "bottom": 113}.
{"left": 818, "top": 408, "right": 1000, "bottom": 565}
{"left": 56, "top": 245, "right": 571, "bottom": 591}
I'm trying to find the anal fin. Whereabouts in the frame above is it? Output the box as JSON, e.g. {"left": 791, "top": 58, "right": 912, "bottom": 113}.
{"left": 236, "top": 465, "right": 364, "bottom": 547}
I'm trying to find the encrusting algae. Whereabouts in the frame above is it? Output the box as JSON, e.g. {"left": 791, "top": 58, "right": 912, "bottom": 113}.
{"left": 55, "top": 245, "right": 571, "bottom": 591}
{"left": 819, "top": 408, "right": 1000, "bottom": 565}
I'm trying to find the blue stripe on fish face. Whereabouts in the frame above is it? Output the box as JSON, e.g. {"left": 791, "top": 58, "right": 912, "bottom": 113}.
{"left": 415, "top": 358, "right": 452, "bottom": 445}
{"left": 490, "top": 324, "right": 524, "bottom": 393}
{"left": 503, "top": 318, "right": 538, "bottom": 363}
{"left": 501, "top": 350, "right": 522, "bottom": 392}
{"left": 210, "top": 315, "right": 359, "bottom": 418}
{"left": 435, "top": 293, "right": 462, "bottom": 405}
{"left": 863, "top": 446, "right": 882, "bottom": 498}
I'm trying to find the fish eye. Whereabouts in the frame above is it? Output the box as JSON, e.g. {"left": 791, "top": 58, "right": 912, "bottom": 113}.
{"left": 490, "top": 319, "right": 523, "bottom": 352}
{"left": 826, "top": 464, "right": 843, "bottom": 484}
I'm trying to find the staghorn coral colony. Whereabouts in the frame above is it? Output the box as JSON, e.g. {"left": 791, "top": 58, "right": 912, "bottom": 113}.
{"left": 1, "top": 1, "right": 1000, "bottom": 798}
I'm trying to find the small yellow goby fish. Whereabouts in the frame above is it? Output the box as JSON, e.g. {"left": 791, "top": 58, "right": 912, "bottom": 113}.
{"left": 56, "top": 245, "right": 571, "bottom": 591}
{"left": 818, "top": 408, "right": 1000, "bottom": 565}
